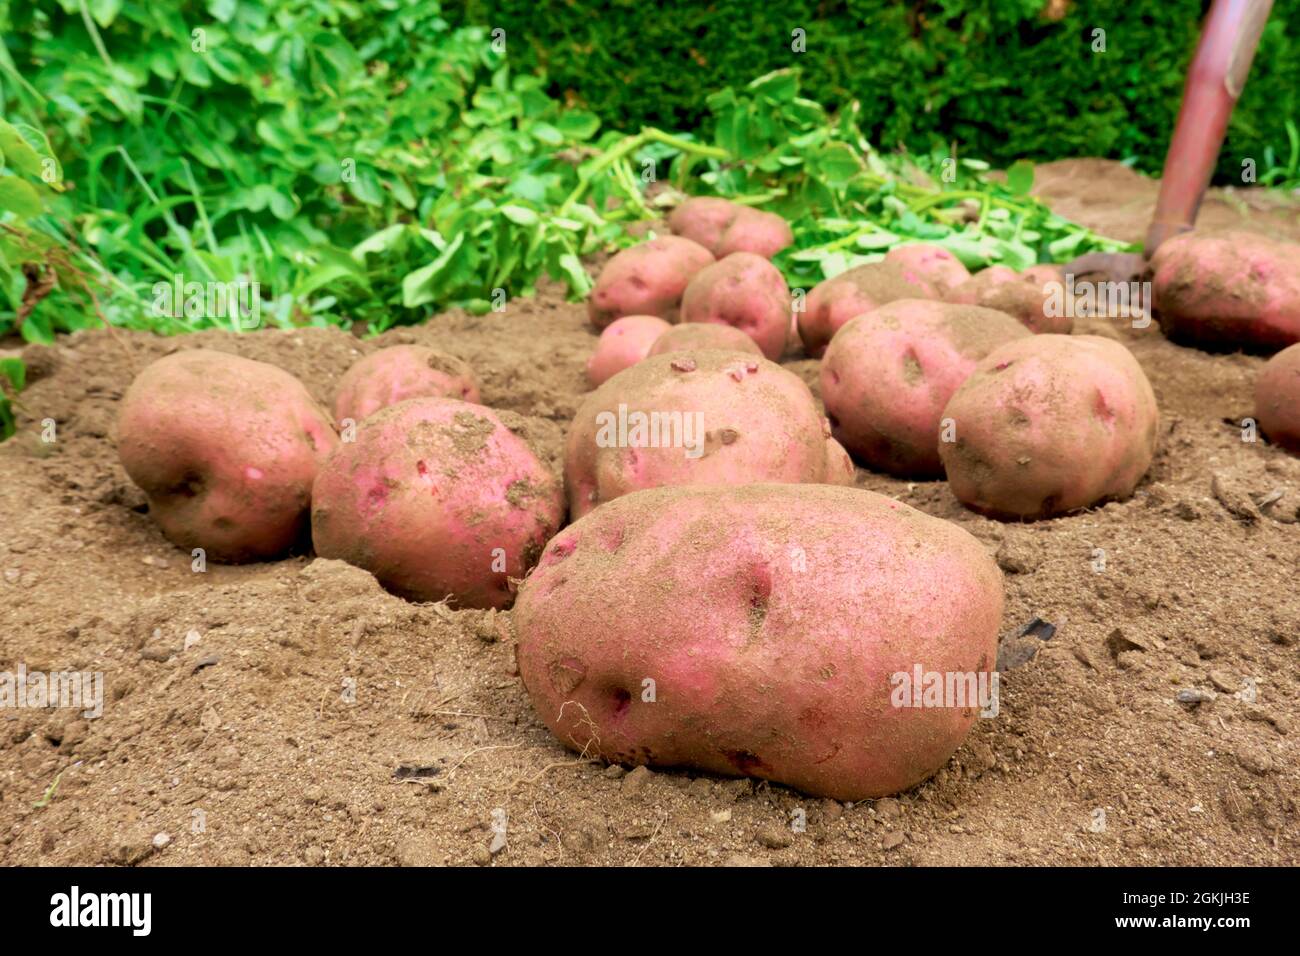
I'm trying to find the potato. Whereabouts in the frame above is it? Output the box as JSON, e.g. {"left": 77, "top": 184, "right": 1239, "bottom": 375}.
{"left": 588, "top": 236, "right": 715, "bottom": 330}
{"left": 939, "top": 335, "right": 1158, "bottom": 518}
{"left": 678, "top": 252, "right": 790, "bottom": 359}
{"left": 333, "top": 345, "right": 480, "bottom": 423}
{"left": 884, "top": 244, "right": 971, "bottom": 297}
{"left": 647, "top": 322, "right": 762, "bottom": 358}
{"left": 947, "top": 266, "right": 1071, "bottom": 335}
{"left": 1255, "top": 342, "right": 1300, "bottom": 453}
{"left": 824, "top": 437, "right": 857, "bottom": 486}
{"left": 311, "top": 397, "right": 563, "bottom": 609}
{"left": 565, "top": 350, "right": 840, "bottom": 518}
{"left": 587, "top": 315, "right": 672, "bottom": 388}
{"left": 1152, "top": 231, "right": 1300, "bottom": 350}
{"left": 514, "top": 483, "right": 1004, "bottom": 800}
{"left": 117, "top": 349, "right": 338, "bottom": 562}
{"left": 798, "top": 262, "right": 922, "bottom": 357}
{"left": 667, "top": 197, "right": 739, "bottom": 253}
{"left": 821, "top": 300, "right": 1031, "bottom": 478}
{"left": 668, "top": 197, "right": 793, "bottom": 259}
{"left": 715, "top": 207, "right": 794, "bottom": 259}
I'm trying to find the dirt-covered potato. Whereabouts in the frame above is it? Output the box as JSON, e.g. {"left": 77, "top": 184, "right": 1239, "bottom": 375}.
{"left": 1255, "top": 342, "right": 1300, "bottom": 453}
{"left": 647, "top": 323, "right": 763, "bottom": 358}
{"left": 311, "top": 398, "right": 563, "bottom": 609}
{"left": 821, "top": 300, "right": 1031, "bottom": 478}
{"left": 587, "top": 236, "right": 715, "bottom": 330}
{"left": 884, "top": 244, "right": 972, "bottom": 297}
{"left": 116, "top": 349, "right": 337, "bottom": 562}
{"left": 947, "top": 265, "right": 1071, "bottom": 335}
{"left": 586, "top": 315, "right": 673, "bottom": 388}
{"left": 798, "top": 262, "right": 922, "bottom": 357}
{"left": 1152, "top": 231, "right": 1300, "bottom": 350}
{"left": 333, "top": 345, "right": 480, "bottom": 423}
{"left": 679, "top": 252, "right": 791, "bottom": 360}
{"left": 565, "top": 350, "right": 840, "bottom": 518}
{"left": 514, "top": 483, "right": 1004, "bottom": 800}
{"left": 939, "top": 335, "right": 1158, "bottom": 518}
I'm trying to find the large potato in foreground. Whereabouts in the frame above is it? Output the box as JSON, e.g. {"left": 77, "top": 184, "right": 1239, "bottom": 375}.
{"left": 514, "top": 483, "right": 1004, "bottom": 800}
{"left": 117, "top": 349, "right": 337, "bottom": 562}
{"left": 1255, "top": 342, "right": 1300, "bottom": 453}
{"left": 680, "top": 252, "right": 791, "bottom": 360}
{"left": 798, "top": 262, "right": 921, "bottom": 357}
{"left": 333, "top": 345, "right": 480, "bottom": 423}
{"left": 1152, "top": 231, "right": 1300, "bottom": 350}
{"left": 587, "top": 236, "right": 714, "bottom": 329}
{"left": 565, "top": 350, "right": 838, "bottom": 518}
{"left": 939, "top": 335, "right": 1158, "bottom": 518}
{"left": 311, "top": 398, "right": 564, "bottom": 609}
{"left": 821, "top": 299, "right": 1031, "bottom": 478}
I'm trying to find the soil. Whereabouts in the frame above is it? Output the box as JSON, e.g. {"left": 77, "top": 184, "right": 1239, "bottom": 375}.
{"left": 1, "top": 159, "right": 1297, "bottom": 867}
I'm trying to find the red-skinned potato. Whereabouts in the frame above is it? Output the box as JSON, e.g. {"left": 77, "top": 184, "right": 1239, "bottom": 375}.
{"left": 514, "top": 483, "right": 1004, "bottom": 800}
{"left": 565, "top": 350, "right": 840, "bottom": 518}
{"left": 947, "top": 266, "right": 1071, "bottom": 335}
{"left": 939, "top": 335, "right": 1158, "bottom": 519}
{"left": 588, "top": 236, "right": 714, "bottom": 330}
{"left": 647, "top": 323, "right": 763, "bottom": 358}
{"left": 117, "top": 349, "right": 338, "bottom": 562}
{"left": 715, "top": 207, "right": 794, "bottom": 259}
{"left": 668, "top": 197, "right": 793, "bottom": 259}
{"left": 884, "top": 244, "right": 971, "bottom": 298}
{"left": 311, "top": 397, "right": 563, "bottom": 609}
{"left": 821, "top": 300, "right": 1032, "bottom": 478}
{"left": 823, "top": 437, "right": 857, "bottom": 486}
{"left": 667, "top": 197, "right": 739, "bottom": 253}
{"left": 799, "top": 262, "right": 922, "bottom": 357}
{"left": 333, "top": 345, "right": 479, "bottom": 423}
{"left": 586, "top": 315, "right": 672, "bottom": 388}
{"left": 679, "top": 252, "right": 791, "bottom": 360}
{"left": 1255, "top": 342, "right": 1300, "bottom": 453}
{"left": 1152, "top": 231, "right": 1300, "bottom": 350}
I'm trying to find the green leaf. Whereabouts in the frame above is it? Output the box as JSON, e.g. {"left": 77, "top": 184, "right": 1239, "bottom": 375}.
{"left": 90, "top": 0, "right": 123, "bottom": 28}
{"left": 555, "top": 110, "right": 600, "bottom": 141}
{"left": 1005, "top": 160, "right": 1035, "bottom": 196}
{"left": 352, "top": 224, "right": 408, "bottom": 260}
{"left": 0, "top": 120, "right": 45, "bottom": 179}
{"left": 0, "top": 177, "right": 44, "bottom": 218}
{"left": 500, "top": 204, "right": 539, "bottom": 225}
{"left": 402, "top": 233, "right": 465, "bottom": 308}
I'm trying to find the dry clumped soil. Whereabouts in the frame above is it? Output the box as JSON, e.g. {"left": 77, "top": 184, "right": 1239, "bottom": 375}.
{"left": 0, "top": 160, "right": 1297, "bottom": 867}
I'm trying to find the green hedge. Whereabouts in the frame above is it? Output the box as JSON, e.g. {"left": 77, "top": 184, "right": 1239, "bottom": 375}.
{"left": 447, "top": 0, "right": 1300, "bottom": 180}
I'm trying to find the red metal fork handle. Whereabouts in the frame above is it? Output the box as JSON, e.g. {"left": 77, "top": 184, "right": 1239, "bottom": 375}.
{"left": 1145, "top": 0, "right": 1274, "bottom": 256}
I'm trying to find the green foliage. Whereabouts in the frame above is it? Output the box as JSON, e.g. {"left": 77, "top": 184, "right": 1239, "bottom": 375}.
{"left": 0, "top": 355, "right": 23, "bottom": 439}
{"left": 0, "top": 0, "right": 613, "bottom": 339}
{"left": 0, "top": 2, "right": 1132, "bottom": 349}
{"left": 448, "top": 0, "right": 1300, "bottom": 182}
{"left": 665, "top": 70, "right": 1129, "bottom": 290}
